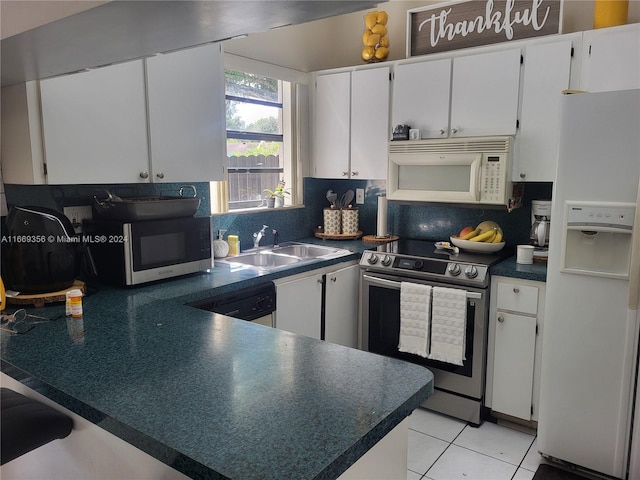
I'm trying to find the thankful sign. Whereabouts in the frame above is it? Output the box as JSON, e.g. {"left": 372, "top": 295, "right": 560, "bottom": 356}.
{"left": 408, "top": 0, "right": 562, "bottom": 57}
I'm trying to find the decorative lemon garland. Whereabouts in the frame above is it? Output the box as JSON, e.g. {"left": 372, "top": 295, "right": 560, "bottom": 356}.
{"left": 362, "top": 10, "right": 389, "bottom": 62}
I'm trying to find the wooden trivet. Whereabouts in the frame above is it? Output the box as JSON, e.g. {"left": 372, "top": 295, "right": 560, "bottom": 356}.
{"left": 7, "top": 280, "right": 86, "bottom": 308}
{"left": 362, "top": 235, "right": 399, "bottom": 244}
{"left": 315, "top": 231, "right": 363, "bottom": 240}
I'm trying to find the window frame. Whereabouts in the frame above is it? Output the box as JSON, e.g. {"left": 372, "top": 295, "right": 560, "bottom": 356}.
{"left": 211, "top": 54, "right": 310, "bottom": 214}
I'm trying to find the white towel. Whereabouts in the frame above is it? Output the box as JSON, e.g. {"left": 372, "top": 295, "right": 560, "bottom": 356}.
{"left": 398, "top": 282, "right": 431, "bottom": 358}
{"left": 428, "top": 286, "right": 467, "bottom": 366}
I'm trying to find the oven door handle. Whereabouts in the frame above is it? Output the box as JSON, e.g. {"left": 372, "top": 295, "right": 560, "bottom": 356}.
{"left": 362, "top": 274, "right": 482, "bottom": 299}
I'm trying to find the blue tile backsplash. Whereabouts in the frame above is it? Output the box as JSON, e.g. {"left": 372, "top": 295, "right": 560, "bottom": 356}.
{"left": 2, "top": 178, "right": 551, "bottom": 249}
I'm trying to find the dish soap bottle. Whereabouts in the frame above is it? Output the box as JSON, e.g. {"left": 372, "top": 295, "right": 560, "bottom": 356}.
{"left": 213, "top": 229, "right": 230, "bottom": 258}
{"left": 227, "top": 235, "right": 240, "bottom": 256}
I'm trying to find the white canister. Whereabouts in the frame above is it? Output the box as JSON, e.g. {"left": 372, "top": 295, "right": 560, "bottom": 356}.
{"left": 516, "top": 245, "right": 535, "bottom": 264}
{"left": 341, "top": 208, "right": 359, "bottom": 235}
{"left": 323, "top": 207, "right": 341, "bottom": 235}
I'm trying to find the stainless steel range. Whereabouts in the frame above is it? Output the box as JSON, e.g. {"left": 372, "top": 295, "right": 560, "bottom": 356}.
{"left": 359, "top": 239, "right": 512, "bottom": 425}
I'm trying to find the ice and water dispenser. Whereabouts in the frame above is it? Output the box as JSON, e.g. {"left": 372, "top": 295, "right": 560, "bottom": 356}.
{"left": 561, "top": 202, "right": 636, "bottom": 279}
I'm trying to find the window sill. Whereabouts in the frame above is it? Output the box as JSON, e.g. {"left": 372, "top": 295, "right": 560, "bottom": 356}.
{"left": 212, "top": 205, "right": 305, "bottom": 216}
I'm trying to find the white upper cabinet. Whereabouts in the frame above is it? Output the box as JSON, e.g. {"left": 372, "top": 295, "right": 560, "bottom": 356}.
{"left": 391, "top": 49, "right": 520, "bottom": 139}
{"left": 450, "top": 48, "right": 521, "bottom": 137}
{"left": 515, "top": 39, "right": 574, "bottom": 182}
{"left": 313, "top": 66, "right": 390, "bottom": 179}
{"left": 146, "top": 43, "right": 226, "bottom": 183}
{"left": 580, "top": 23, "right": 640, "bottom": 93}
{"left": 1, "top": 82, "right": 47, "bottom": 184}
{"left": 2, "top": 44, "right": 226, "bottom": 185}
{"left": 391, "top": 59, "right": 451, "bottom": 139}
{"left": 314, "top": 72, "right": 351, "bottom": 178}
{"left": 350, "top": 67, "right": 390, "bottom": 179}
{"left": 40, "top": 60, "right": 150, "bottom": 184}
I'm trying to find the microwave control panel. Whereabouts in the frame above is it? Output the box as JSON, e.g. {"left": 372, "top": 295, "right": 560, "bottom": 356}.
{"left": 479, "top": 154, "right": 507, "bottom": 203}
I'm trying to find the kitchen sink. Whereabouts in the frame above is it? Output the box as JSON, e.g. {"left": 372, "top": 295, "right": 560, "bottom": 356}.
{"left": 218, "top": 242, "right": 352, "bottom": 272}
{"left": 223, "top": 252, "right": 301, "bottom": 268}
{"left": 268, "top": 243, "right": 342, "bottom": 258}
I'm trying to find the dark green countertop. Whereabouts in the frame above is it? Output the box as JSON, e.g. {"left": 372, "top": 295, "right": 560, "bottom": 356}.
{"left": 0, "top": 238, "right": 433, "bottom": 480}
{"left": 490, "top": 255, "right": 547, "bottom": 282}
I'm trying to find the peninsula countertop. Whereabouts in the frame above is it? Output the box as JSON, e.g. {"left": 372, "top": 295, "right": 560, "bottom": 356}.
{"left": 0, "top": 247, "right": 433, "bottom": 479}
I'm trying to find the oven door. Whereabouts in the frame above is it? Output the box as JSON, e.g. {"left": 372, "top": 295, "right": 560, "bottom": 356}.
{"left": 359, "top": 270, "right": 489, "bottom": 420}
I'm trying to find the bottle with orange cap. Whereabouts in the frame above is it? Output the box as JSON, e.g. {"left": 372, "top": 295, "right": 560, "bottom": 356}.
{"left": 0, "top": 277, "right": 6, "bottom": 311}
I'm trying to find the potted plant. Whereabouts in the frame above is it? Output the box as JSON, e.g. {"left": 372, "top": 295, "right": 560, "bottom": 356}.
{"left": 263, "top": 181, "right": 290, "bottom": 208}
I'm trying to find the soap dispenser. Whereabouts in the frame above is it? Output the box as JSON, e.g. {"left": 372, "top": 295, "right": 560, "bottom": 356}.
{"left": 213, "top": 230, "right": 230, "bottom": 258}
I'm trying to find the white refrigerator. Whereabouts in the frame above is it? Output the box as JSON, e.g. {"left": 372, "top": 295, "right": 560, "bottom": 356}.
{"left": 538, "top": 89, "right": 640, "bottom": 479}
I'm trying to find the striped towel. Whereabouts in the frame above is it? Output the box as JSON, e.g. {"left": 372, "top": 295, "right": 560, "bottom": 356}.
{"left": 428, "top": 286, "right": 467, "bottom": 366}
{"left": 398, "top": 282, "right": 431, "bottom": 358}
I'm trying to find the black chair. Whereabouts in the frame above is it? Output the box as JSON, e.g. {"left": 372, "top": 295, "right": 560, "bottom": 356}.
{"left": 1, "top": 387, "right": 73, "bottom": 465}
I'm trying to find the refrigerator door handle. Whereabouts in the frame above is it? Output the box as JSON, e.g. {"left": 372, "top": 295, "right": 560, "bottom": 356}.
{"left": 630, "top": 179, "right": 640, "bottom": 310}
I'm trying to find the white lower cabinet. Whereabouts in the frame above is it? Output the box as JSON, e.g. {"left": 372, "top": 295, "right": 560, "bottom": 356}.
{"left": 324, "top": 263, "right": 359, "bottom": 348}
{"left": 274, "top": 261, "right": 358, "bottom": 347}
{"left": 486, "top": 276, "right": 545, "bottom": 422}
{"left": 274, "top": 271, "right": 323, "bottom": 339}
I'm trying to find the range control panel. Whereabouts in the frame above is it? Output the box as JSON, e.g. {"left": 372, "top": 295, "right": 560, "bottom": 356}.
{"left": 359, "top": 251, "right": 489, "bottom": 287}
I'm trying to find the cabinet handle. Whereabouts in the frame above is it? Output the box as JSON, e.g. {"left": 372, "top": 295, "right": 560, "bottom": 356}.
{"left": 139, "top": 171, "right": 149, "bottom": 179}
{"left": 351, "top": 171, "right": 358, "bottom": 177}
{"left": 342, "top": 172, "right": 349, "bottom": 177}
{"left": 513, "top": 287, "right": 520, "bottom": 293}
{"left": 451, "top": 128, "right": 458, "bottom": 135}
{"left": 498, "top": 316, "right": 505, "bottom": 323}
{"left": 439, "top": 129, "right": 447, "bottom": 136}
{"left": 330, "top": 276, "right": 337, "bottom": 282}
{"left": 520, "top": 172, "right": 526, "bottom": 179}
{"left": 156, "top": 172, "right": 165, "bottom": 179}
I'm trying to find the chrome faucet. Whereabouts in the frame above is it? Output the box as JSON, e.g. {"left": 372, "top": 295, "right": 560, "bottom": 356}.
{"left": 272, "top": 229, "right": 279, "bottom": 248}
{"left": 253, "top": 225, "right": 269, "bottom": 249}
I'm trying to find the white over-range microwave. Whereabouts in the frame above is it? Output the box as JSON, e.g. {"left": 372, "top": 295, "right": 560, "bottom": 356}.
{"left": 387, "top": 136, "right": 522, "bottom": 210}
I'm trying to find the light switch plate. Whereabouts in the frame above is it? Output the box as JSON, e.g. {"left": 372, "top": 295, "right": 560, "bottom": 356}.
{"left": 356, "top": 188, "right": 365, "bottom": 205}
{"left": 63, "top": 205, "right": 92, "bottom": 233}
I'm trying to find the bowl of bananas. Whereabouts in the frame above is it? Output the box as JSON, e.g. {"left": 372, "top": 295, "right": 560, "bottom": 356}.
{"left": 450, "top": 221, "right": 505, "bottom": 253}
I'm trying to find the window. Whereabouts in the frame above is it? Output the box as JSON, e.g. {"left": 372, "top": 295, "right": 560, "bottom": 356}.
{"left": 222, "top": 70, "right": 293, "bottom": 211}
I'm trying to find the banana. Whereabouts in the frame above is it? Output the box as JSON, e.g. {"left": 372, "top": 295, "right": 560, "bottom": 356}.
{"left": 461, "top": 228, "right": 480, "bottom": 240}
{"left": 493, "top": 230, "right": 503, "bottom": 243}
{"left": 470, "top": 229, "right": 496, "bottom": 242}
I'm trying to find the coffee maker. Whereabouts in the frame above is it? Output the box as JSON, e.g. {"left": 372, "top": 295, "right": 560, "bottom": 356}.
{"left": 530, "top": 200, "right": 551, "bottom": 261}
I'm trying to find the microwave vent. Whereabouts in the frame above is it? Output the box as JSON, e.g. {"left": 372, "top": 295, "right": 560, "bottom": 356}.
{"left": 389, "top": 136, "right": 512, "bottom": 155}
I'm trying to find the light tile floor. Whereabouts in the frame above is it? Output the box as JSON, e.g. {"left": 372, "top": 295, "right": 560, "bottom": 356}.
{"left": 407, "top": 408, "right": 548, "bottom": 480}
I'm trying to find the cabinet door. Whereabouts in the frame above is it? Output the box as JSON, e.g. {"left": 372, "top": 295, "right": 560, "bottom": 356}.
{"left": 492, "top": 312, "right": 537, "bottom": 420}
{"left": 40, "top": 60, "right": 149, "bottom": 184}
{"left": 451, "top": 49, "right": 521, "bottom": 137}
{"left": 146, "top": 43, "right": 226, "bottom": 182}
{"left": 391, "top": 59, "right": 451, "bottom": 139}
{"left": 581, "top": 24, "right": 640, "bottom": 93}
{"left": 324, "top": 264, "right": 359, "bottom": 348}
{"left": 313, "top": 72, "right": 351, "bottom": 178}
{"left": 274, "top": 273, "right": 322, "bottom": 339}
{"left": 350, "top": 67, "right": 390, "bottom": 179}
{"left": 515, "top": 40, "right": 573, "bottom": 182}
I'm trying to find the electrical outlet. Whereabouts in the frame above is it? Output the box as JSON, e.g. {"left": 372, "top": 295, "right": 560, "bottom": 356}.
{"left": 356, "top": 188, "right": 365, "bottom": 205}
{"left": 63, "top": 206, "right": 93, "bottom": 233}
